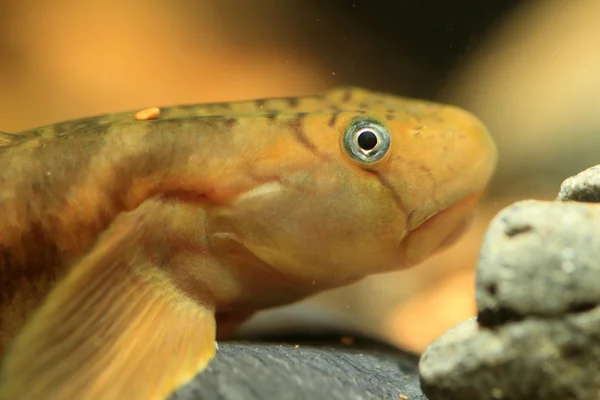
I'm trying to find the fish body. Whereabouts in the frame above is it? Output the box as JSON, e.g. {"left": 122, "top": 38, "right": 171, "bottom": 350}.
{"left": 0, "top": 86, "right": 496, "bottom": 399}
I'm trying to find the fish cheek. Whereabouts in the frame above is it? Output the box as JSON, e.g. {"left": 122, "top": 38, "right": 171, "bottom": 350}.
{"left": 225, "top": 171, "right": 406, "bottom": 281}
{"left": 314, "top": 167, "right": 411, "bottom": 273}
{"left": 221, "top": 184, "right": 334, "bottom": 281}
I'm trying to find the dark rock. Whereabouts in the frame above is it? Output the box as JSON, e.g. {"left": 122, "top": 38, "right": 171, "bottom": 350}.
{"left": 171, "top": 335, "right": 428, "bottom": 400}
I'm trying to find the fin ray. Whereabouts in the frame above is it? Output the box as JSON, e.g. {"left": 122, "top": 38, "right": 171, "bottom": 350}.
{"left": 0, "top": 200, "right": 217, "bottom": 400}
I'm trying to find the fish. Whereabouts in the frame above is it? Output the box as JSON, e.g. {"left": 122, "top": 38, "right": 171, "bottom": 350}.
{"left": 0, "top": 86, "right": 497, "bottom": 399}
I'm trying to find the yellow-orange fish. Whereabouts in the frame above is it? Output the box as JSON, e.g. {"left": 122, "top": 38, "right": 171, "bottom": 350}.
{"left": 0, "top": 86, "right": 497, "bottom": 399}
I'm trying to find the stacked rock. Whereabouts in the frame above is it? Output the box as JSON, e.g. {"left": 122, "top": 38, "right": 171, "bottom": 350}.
{"left": 419, "top": 165, "right": 600, "bottom": 399}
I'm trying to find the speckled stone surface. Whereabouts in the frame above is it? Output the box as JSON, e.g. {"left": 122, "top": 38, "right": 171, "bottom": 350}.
{"left": 556, "top": 165, "right": 600, "bottom": 202}
{"left": 419, "top": 165, "right": 600, "bottom": 400}
{"left": 170, "top": 335, "right": 427, "bottom": 400}
{"left": 475, "top": 200, "right": 600, "bottom": 321}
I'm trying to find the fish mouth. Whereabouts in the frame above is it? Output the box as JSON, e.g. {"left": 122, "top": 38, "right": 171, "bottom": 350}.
{"left": 425, "top": 192, "right": 482, "bottom": 247}
{"left": 398, "top": 192, "right": 483, "bottom": 266}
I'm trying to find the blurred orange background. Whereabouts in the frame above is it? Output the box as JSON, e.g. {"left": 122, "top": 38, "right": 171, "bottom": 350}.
{"left": 2, "top": 0, "right": 599, "bottom": 353}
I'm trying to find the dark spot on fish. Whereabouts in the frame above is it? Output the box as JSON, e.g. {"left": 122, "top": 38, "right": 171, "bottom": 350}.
{"left": 294, "top": 112, "right": 307, "bottom": 121}
{"left": 180, "top": 101, "right": 232, "bottom": 111}
{"left": 265, "top": 113, "right": 278, "bottom": 122}
{"left": 328, "top": 112, "right": 340, "bottom": 127}
{"left": 223, "top": 117, "right": 237, "bottom": 128}
{"left": 255, "top": 99, "right": 267, "bottom": 109}
{"left": 342, "top": 89, "right": 353, "bottom": 102}
{"left": 214, "top": 101, "right": 232, "bottom": 110}
{"left": 191, "top": 116, "right": 239, "bottom": 130}
{"left": 359, "top": 102, "right": 369, "bottom": 109}
{"left": 53, "top": 116, "right": 111, "bottom": 138}
{"left": 178, "top": 104, "right": 200, "bottom": 111}
{"left": 288, "top": 113, "right": 328, "bottom": 161}
{"left": 286, "top": 97, "right": 299, "bottom": 108}
{"left": 385, "top": 114, "right": 394, "bottom": 121}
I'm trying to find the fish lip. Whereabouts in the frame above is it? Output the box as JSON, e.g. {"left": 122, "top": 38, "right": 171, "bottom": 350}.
{"left": 400, "top": 191, "right": 482, "bottom": 250}
{"left": 438, "top": 212, "right": 474, "bottom": 249}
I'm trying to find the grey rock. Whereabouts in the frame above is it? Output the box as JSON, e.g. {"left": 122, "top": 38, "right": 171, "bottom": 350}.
{"left": 419, "top": 167, "right": 600, "bottom": 399}
{"left": 419, "top": 314, "right": 600, "bottom": 399}
{"left": 476, "top": 200, "right": 600, "bottom": 322}
{"left": 557, "top": 164, "right": 600, "bottom": 202}
{"left": 170, "top": 336, "right": 427, "bottom": 400}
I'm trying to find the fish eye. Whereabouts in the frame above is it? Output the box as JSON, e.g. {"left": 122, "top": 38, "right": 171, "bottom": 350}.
{"left": 343, "top": 118, "right": 391, "bottom": 164}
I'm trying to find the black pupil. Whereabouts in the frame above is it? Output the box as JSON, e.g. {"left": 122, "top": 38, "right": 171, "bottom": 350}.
{"left": 357, "top": 130, "right": 378, "bottom": 151}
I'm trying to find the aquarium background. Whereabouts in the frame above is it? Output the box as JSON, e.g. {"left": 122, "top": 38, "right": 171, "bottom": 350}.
{"left": 1, "top": 0, "right": 598, "bottom": 352}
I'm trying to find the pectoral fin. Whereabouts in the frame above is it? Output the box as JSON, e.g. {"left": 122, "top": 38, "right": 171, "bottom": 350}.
{"left": 0, "top": 200, "right": 217, "bottom": 400}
